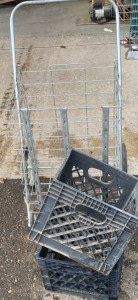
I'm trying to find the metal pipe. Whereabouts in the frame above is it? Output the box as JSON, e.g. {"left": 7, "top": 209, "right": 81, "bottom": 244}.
{"left": 108, "top": 0, "right": 122, "bottom": 169}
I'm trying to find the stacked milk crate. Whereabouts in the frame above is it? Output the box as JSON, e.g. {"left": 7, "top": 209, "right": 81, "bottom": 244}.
{"left": 29, "top": 149, "right": 138, "bottom": 300}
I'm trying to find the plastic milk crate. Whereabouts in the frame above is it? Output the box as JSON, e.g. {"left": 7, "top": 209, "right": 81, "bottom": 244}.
{"left": 36, "top": 246, "right": 123, "bottom": 300}
{"left": 30, "top": 149, "right": 138, "bottom": 275}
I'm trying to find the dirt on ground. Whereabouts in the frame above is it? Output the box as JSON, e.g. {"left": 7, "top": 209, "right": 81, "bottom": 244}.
{"left": 0, "top": 179, "right": 138, "bottom": 300}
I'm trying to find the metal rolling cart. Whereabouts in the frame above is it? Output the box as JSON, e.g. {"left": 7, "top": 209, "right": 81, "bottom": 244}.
{"left": 8, "top": 0, "right": 123, "bottom": 226}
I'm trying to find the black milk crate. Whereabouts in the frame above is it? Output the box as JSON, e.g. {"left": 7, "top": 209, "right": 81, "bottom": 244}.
{"left": 30, "top": 149, "right": 138, "bottom": 275}
{"left": 37, "top": 246, "right": 123, "bottom": 300}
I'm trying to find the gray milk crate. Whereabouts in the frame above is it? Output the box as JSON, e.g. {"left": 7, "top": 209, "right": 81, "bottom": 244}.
{"left": 29, "top": 149, "right": 138, "bottom": 275}
{"left": 36, "top": 246, "right": 123, "bottom": 300}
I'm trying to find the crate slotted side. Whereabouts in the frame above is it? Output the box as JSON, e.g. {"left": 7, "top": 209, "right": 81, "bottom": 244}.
{"left": 36, "top": 246, "right": 123, "bottom": 300}
{"left": 29, "top": 149, "right": 138, "bottom": 275}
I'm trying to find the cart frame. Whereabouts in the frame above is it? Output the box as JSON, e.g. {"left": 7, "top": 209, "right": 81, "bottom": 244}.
{"left": 9, "top": 0, "right": 123, "bottom": 226}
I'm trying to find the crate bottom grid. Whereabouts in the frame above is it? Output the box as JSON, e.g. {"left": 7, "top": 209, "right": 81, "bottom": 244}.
{"left": 37, "top": 246, "right": 123, "bottom": 300}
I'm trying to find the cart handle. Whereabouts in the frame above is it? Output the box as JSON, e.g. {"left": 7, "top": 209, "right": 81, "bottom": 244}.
{"left": 10, "top": 0, "right": 121, "bottom": 95}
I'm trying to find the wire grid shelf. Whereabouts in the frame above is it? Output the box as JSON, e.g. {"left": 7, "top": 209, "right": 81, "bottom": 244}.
{"left": 6, "top": 61, "right": 122, "bottom": 224}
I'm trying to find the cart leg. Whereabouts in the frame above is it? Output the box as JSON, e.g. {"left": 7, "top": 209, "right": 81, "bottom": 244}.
{"left": 26, "top": 201, "right": 34, "bottom": 227}
{"left": 122, "top": 143, "right": 127, "bottom": 173}
{"left": 61, "top": 108, "right": 70, "bottom": 157}
{"left": 102, "top": 106, "right": 109, "bottom": 201}
{"left": 22, "top": 108, "right": 43, "bottom": 208}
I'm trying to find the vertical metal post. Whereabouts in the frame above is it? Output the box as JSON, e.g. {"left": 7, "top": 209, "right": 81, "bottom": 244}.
{"left": 83, "top": 66, "right": 90, "bottom": 153}
{"left": 108, "top": 0, "right": 122, "bottom": 170}
{"left": 102, "top": 106, "right": 109, "bottom": 201}
{"left": 61, "top": 108, "right": 70, "bottom": 157}
{"left": 22, "top": 109, "right": 43, "bottom": 208}
{"left": 114, "top": 60, "right": 118, "bottom": 166}
{"left": 17, "top": 66, "right": 35, "bottom": 226}
{"left": 50, "top": 66, "right": 63, "bottom": 159}
{"left": 102, "top": 106, "right": 109, "bottom": 165}
{"left": 22, "top": 146, "right": 33, "bottom": 227}
{"left": 17, "top": 65, "right": 28, "bottom": 109}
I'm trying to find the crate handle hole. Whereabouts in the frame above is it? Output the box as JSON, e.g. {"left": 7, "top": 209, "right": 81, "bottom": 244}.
{"left": 88, "top": 167, "right": 113, "bottom": 184}
{"left": 75, "top": 204, "right": 106, "bottom": 224}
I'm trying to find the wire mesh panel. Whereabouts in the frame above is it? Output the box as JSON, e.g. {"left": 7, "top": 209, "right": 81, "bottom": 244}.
{"left": 6, "top": 62, "right": 122, "bottom": 224}
{"left": 22, "top": 62, "right": 121, "bottom": 166}
{"left": 29, "top": 149, "right": 138, "bottom": 275}
{"left": 8, "top": 0, "right": 125, "bottom": 226}
{"left": 36, "top": 246, "right": 123, "bottom": 300}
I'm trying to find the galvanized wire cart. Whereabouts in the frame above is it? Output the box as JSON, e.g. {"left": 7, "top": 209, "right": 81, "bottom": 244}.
{"left": 8, "top": 0, "right": 123, "bottom": 226}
